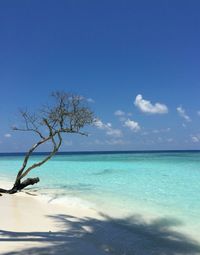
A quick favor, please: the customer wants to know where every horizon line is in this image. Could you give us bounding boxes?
[0,149,200,155]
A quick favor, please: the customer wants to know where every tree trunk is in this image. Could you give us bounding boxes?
[0,177,40,194]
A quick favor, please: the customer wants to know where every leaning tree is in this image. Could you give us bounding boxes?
[0,92,94,194]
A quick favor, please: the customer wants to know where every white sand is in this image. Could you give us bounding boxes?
[0,181,101,254]
[1,180,200,255]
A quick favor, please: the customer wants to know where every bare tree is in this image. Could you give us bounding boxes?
[0,92,94,194]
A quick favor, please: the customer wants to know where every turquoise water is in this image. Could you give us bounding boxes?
[0,151,200,238]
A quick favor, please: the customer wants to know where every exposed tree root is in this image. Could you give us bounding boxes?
[0,177,40,194]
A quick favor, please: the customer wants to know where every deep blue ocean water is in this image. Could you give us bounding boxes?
[0,151,200,238]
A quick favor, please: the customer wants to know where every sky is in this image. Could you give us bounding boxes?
[0,0,200,152]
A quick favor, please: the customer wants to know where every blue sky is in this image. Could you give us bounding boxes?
[0,0,200,152]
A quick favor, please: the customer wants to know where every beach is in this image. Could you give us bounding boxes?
[1,177,200,255]
[1,152,200,254]
[0,180,103,254]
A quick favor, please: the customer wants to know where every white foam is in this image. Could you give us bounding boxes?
[50,195,94,208]
[35,191,95,211]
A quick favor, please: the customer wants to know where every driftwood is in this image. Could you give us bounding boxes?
[0,178,39,194]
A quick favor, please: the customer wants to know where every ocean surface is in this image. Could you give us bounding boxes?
[0,151,200,239]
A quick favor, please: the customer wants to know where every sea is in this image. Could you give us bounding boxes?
[0,151,200,240]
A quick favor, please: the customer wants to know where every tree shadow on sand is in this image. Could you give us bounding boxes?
[0,213,200,255]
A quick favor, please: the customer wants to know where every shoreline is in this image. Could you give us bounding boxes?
[1,180,200,254]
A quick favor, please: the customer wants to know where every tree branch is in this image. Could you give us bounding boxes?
[19,133,62,180]
[14,136,51,185]
[13,127,45,139]
[14,110,45,139]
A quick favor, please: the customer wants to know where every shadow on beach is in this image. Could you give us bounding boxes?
[0,213,200,255]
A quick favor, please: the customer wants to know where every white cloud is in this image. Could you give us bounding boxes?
[197,111,200,116]
[134,94,168,114]
[87,98,95,103]
[114,110,125,116]
[106,139,128,145]
[94,119,122,138]
[191,135,199,143]
[167,138,173,143]
[79,96,95,103]
[4,133,11,138]
[153,128,171,134]
[94,119,111,129]
[124,119,140,132]
[191,134,200,143]
[114,110,133,122]
[142,128,171,136]
[177,106,191,122]
[106,129,122,137]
